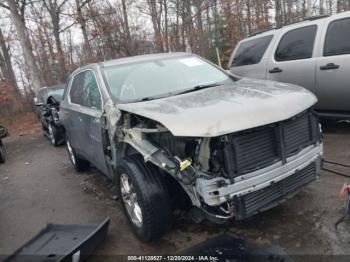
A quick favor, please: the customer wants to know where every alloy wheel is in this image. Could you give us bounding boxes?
[48,124,55,145]
[120,173,143,227]
[66,140,76,166]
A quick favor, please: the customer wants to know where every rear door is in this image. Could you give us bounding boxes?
[316,17,350,111]
[229,34,273,79]
[267,25,318,94]
[79,70,108,175]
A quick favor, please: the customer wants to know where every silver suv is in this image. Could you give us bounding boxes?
[60,53,323,242]
[229,11,350,119]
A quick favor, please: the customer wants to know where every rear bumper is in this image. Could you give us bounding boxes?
[196,143,323,211]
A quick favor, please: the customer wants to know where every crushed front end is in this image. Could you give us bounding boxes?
[196,109,322,220]
[119,109,322,222]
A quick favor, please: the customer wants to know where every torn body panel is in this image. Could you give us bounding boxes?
[112,108,323,221]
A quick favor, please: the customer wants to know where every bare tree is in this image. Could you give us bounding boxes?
[121,0,133,55]
[146,0,164,52]
[74,0,93,60]
[0,26,19,92]
[42,0,68,82]
[1,0,42,93]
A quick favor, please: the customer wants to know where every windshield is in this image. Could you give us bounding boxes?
[102,56,235,102]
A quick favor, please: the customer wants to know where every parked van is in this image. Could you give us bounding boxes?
[229,11,350,119]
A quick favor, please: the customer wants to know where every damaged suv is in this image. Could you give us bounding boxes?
[60,53,323,241]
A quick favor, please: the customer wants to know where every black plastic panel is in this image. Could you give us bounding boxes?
[222,110,320,178]
[5,218,110,262]
[235,163,316,220]
[229,126,280,174]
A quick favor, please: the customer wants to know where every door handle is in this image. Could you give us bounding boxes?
[320,63,340,70]
[269,67,283,73]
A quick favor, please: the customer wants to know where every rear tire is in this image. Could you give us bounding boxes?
[66,139,89,171]
[48,123,59,146]
[116,155,172,242]
[0,143,5,163]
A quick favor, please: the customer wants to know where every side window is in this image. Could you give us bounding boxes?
[231,35,273,67]
[69,72,85,105]
[81,71,102,110]
[324,18,350,56]
[275,25,317,62]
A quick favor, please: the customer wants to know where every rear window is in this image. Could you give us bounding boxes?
[324,18,350,56]
[231,35,273,67]
[275,25,317,62]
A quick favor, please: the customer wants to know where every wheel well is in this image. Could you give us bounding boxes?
[162,171,192,211]
[117,144,192,211]
[124,144,139,156]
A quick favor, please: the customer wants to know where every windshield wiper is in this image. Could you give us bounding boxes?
[174,83,223,96]
[137,83,222,102]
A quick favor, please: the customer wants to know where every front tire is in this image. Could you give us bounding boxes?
[66,139,89,171]
[116,155,172,242]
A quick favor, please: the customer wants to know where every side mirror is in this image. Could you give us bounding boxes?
[34,97,43,106]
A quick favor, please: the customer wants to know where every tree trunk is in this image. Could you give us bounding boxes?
[247,0,252,34]
[6,0,41,93]
[121,0,133,55]
[193,0,207,56]
[42,0,66,82]
[163,0,169,52]
[320,0,324,14]
[148,0,164,52]
[75,0,93,60]
[51,12,66,81]
[0,26,19,92]
[185,0,196,53]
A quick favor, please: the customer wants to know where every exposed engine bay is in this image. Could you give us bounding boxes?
[111,109,323,221]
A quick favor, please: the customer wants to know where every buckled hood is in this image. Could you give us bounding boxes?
[117,78,317,137]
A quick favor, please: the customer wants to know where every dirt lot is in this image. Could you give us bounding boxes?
[1,123,350,260]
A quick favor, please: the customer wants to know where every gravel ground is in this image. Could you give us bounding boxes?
[1,123,350,260]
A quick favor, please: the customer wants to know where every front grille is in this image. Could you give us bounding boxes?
[221,110,320,177]
[227,126,280,174]
[284,112,312,156]
[234,162,317,220]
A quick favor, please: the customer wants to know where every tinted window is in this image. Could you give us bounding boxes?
[324,18,350,56]
[70,72,85,104]
[81,71,102,110]
[231,35,273,67]
[275,25,317,61]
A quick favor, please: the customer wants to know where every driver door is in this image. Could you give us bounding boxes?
[80,70,109,175]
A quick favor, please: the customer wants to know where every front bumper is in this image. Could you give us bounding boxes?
[195,143,323,209]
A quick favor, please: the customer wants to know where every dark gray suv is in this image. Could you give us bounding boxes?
[60,53,323,242]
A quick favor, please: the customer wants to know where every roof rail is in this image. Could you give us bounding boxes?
[248,27,276,37]
[304,14,330,21]
[248,14,329,38]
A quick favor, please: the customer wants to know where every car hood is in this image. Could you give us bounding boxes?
[117,78,317,137]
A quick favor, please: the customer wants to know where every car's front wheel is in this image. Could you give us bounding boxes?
[66,139,89,171]
[116,155,172,242]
